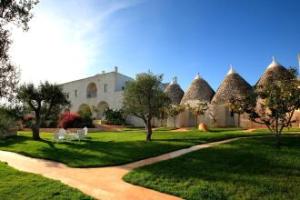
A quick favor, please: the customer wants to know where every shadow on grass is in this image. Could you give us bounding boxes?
[0,135,56,148]
[0,135,192,167]
[1,133,294,168]
[0,136,30,146]
[124,136,300,199]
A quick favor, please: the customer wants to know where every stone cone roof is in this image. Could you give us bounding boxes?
[181,74,215,104]
[164,77,184,105]
[212,66,252,104]
[256,57,290,87]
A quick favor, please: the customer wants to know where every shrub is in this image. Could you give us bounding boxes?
[104,108,126,125]
[0,110,17,139]
[78,108,94,128]
[59,112,94,129]
[78,106,92,119]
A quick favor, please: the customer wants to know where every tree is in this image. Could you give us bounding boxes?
[228,97,245,128]
[0,0,38,99]
[158,107,168,127]
[103,108,126,125]
[166,104,185,128]
[17,82,70,140]
[187,101,208,127]
[238,68,300,147]
[123,72,171,141]
[207,104,217,127]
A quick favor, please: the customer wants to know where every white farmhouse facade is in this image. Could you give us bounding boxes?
[61,67,143,125]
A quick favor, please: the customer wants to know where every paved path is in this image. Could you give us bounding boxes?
[0,138,239,200]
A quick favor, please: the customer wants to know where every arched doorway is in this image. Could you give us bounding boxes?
[96,101,109,119]
[78,104,92,117]
[86,82,97,98]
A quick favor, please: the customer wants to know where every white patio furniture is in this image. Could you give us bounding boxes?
[75,127,88,142]
[75,130,85,142]
[54,127,88,142]
[83,127,88,136]
[54,128,66,142]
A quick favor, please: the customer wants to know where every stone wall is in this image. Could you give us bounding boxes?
[61,71,132,119]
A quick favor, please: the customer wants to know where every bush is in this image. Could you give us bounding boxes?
[0,109,17,139]
[0,117,16,138]
[59,112,94,129]
[104,108,126,125]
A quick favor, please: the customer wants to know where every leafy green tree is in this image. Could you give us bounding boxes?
[123,72,171,141]
[17,82,70,140]
[166,104,185,128]
[0,0,38,99]
[188,101,208,127]
[228,97,246,128]
[103,108,126,125]
[237,68,300,147]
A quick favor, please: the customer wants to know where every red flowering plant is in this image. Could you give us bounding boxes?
[58,111,81,129]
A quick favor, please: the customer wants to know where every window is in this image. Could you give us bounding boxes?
[87,82,97,98]
[74,90,78,97]
[104,84,108,93]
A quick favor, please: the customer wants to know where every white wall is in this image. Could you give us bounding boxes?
[61,71,132,115]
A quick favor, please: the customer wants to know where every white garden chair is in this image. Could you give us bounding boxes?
[75,130,84,142]
[73,127,88,142]
[54,129,66,142]
[83,127,88,136]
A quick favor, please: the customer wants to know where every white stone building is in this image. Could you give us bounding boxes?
[61,67,138,123]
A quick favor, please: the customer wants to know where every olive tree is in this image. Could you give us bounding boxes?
[17,82,70,140]
[0,0,38,99]
[123,72,171,141]
[234,68,300,147]
[187,101,208,127]
[228,97,246,128]
[166,104,185,128]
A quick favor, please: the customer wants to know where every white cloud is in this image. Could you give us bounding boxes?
[9,0,139,84]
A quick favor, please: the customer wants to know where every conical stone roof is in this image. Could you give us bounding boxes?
[164,77,184,105]
[212,66,252,104]
[181,74,215,105]
[256,57,290,87]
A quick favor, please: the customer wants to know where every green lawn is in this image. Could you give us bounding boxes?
[0,162,92,200]
[0,129,269,167]
[124,135,300,200]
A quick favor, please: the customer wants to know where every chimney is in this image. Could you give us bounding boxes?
[114,66,118,73]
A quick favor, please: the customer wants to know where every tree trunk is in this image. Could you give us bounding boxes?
[32,115,41,140]
[237,113,241,128]
[173,116,176,129]
[275,116,281,148]
[146,118,152,142]
[275,132,281,149]
[32,124,41,140]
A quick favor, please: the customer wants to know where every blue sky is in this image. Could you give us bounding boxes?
[10,0,300,90]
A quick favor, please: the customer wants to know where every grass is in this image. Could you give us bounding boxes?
[124,135,300,200]
[0,162,92,200]
[0,128,269,167]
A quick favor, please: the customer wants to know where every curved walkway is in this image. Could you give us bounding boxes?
[0,138,239,200]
